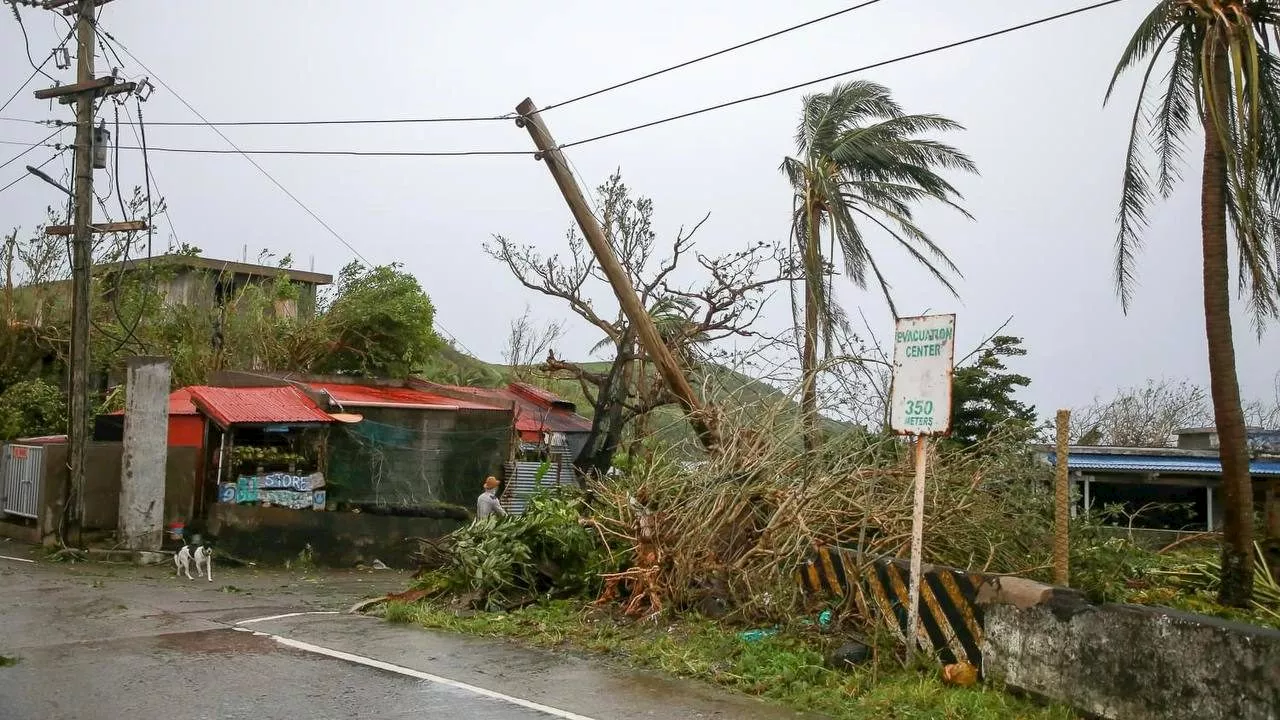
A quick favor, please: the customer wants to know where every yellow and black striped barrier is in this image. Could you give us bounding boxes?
[797,545,987,667]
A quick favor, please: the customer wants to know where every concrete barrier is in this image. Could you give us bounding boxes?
[979,578,1280,720]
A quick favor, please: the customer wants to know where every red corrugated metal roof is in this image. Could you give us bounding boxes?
[435,383,592,434]
[168,387,199,415]
[510,382,572,408]
[307,382,493,410]
[187,385,334,428]
[107,387,201,416]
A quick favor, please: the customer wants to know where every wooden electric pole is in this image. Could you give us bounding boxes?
[1054,408,1071,586]
[32,0,137,539]
[68,0,96,539]
[514,98,720,453]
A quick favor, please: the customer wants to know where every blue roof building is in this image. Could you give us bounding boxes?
[1039,428,1280,533]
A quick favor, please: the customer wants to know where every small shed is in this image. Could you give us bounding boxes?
[188,385,337,519]
[94,387,204,448]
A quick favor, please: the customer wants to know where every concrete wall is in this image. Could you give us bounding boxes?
[209,503,462,567]
[979,578,1280,720]
[38,443,198,544]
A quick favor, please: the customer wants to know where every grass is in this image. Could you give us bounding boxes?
[381,599,1075,720]
[0,655,17,667]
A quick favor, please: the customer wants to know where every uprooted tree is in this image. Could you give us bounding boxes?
[485,171,794,480]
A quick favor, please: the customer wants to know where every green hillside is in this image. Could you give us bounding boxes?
[418,345,850,451]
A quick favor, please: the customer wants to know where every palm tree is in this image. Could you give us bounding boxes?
[1106,0,1280,606]
[782,80,977,450]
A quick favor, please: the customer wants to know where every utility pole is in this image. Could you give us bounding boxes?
[514,98,720,453]
[31,0,137,541]
[68,0,95,541]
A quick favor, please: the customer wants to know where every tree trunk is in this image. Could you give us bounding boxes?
[800,200,822,452]
[1202,44,1254,607]
[574,328,636,481]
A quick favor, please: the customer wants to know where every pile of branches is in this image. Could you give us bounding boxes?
[430,493,613,611]
[584,418,1054,623]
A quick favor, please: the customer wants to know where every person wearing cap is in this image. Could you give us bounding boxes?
[476,476,507,520]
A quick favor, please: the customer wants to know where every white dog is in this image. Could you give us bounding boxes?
[174,544,213,582]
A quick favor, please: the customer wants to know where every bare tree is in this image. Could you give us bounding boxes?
[1072,378,1213,447]
[485,171,794,478]
[502,305,564,381]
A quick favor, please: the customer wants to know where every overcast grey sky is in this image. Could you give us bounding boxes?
[1,0,1277,415]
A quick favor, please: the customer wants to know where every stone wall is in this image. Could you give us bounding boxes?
[979,577,1280,720]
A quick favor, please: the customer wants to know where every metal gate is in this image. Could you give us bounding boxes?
[1,444,44,519]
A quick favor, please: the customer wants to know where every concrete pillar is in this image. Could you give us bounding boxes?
[118,356,171,550]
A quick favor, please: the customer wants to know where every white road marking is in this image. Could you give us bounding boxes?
[0,555,35,563]
[235,611,339,625]
[234,626,601,720]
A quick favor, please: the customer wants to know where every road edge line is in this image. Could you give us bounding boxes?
[237,627,601,720]
[235,611,340,625]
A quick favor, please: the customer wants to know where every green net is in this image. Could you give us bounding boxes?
[326,407,511,511]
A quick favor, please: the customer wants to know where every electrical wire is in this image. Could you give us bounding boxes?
[0,26,74,115]
[76,1,890,126]
[559,0,1129,150]
[0,148,60,195]
[95,25,484,357]
[124,100,177,252]
[101,113,516,128]
[539,0,888,114]
[104,144,533,157]
[7,1,58,84]
[0,126,62,172]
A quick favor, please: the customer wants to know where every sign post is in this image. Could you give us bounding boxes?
[888,313,956,651]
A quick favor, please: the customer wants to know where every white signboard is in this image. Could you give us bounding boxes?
[889,314,956,436]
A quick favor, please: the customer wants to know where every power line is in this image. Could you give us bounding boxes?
[19,1,889,128]
[0,134,537,156]
[7,1,58,84]
[96,25,374,266]
[83,113,516,128]
[559,0,1129,150]
[0,149,61,195]
[0,25,74,115]
[3,0,1119,161]
[107,144,532,157]
[539,0,888,114]
[0,126,62,172]
[95,25,483,357]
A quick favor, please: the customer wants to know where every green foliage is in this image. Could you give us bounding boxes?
[398,600,1074,719]
[1068,516,1280,628]
[314,261,442,377]
[783,79,976,335]
[0,379,66,440]
[1106,2,1280,321]
[445,492,608,611]
[949,335,1036,447]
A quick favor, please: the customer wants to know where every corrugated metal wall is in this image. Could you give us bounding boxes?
[502,454,577,515]
[1,444,45,519]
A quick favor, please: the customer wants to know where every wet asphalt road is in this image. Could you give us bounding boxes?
[0,544,812,720]
[1,628,550,720]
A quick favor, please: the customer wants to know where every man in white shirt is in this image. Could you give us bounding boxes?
[476,476,507,520]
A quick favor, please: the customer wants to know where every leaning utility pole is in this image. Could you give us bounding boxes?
[32,0,137,539]
[515,98,720,453]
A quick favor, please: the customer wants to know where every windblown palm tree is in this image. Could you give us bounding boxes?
[782,80,976,450]
[1106,0,1280,606]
